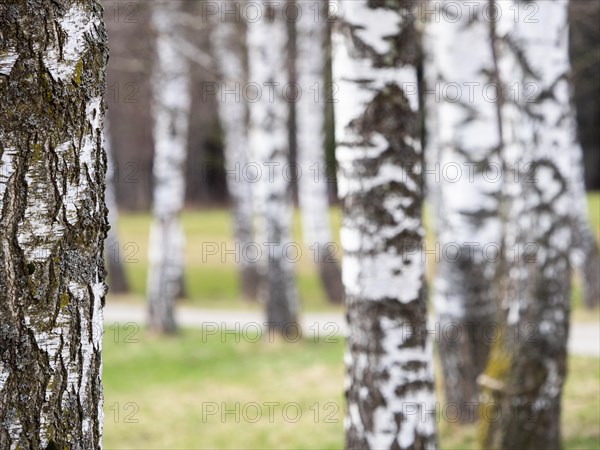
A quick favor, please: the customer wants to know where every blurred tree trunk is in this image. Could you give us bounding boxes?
[567,0,600,309]
[334,1,437,448]
[569,0,600,190]
[182,1,229,208]
[247,1,299,336]
[296,0,344,304]
[427,0,501,422]
[0,1,108,448]
[568,143,599,308]
[105,117,130,294]
[480,1,574,448]
[147,1,190,334]
[213,2,260,301]
[103,0,155,211]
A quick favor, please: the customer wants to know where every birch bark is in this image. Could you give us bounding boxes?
[428,0,501,420]
[0,1,108,448]
[334,1,437,448]
[296,0,344,304]
[247,1,299,335]
[147,1,190,334]
[480,1,574,447]
[212,1,260,301]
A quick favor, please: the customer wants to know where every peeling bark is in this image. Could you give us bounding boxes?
[247,1,298,335]
[480,1,574,448]
[427,0,501,421]
[0,1,108,448]
[296,0,344,304]
[146,1,190,334]
[212,1,260,301]
[334,1,437,448]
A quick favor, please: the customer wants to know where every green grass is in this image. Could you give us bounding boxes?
[104,194,600,448]
[103,327,600,449]
[110,193,600,314]
[111,208,344,311]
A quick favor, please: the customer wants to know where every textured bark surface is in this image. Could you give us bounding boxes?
[247,1,298,335]
[104,117,129,294]
[0,1,108,448]
[296,0,343,304]
[480,1,574,448]
[427,0,501,421]
[146,1,190,334]
[213,1,260,301]
[334,2,437,448]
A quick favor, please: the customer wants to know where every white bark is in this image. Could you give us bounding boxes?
[147,1,191,333]
[296,0,343,304]
[428,0,501,417]
[247,0,298,333]
[0,2,108,447]
[481,1,574,447]
[334,1,437,448]
[296,0,332,247]
[212,2,260,300]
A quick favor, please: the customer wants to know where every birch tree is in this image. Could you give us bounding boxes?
[334,1,437,447]
[569,150,600,308]
[147,1,190,334]
[296,0,344,304]
[480,1,575,447]
[104,117,129,294]
[247,1,299,335]
[212,1,260,301]
[0,1,108,447]
[427,0,501,421]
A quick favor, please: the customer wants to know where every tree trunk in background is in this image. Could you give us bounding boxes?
[103,0,155,211]
[0,1,108,448]
[247,1,299,336]
[568,144,600,308]
[334,1,437,448]
[569,0,600,190]
[213,2,260,301]
[296,0,344,305]
[428,0,501,422]
[480,2,573,448]
[105,117,130,294]
[182,0,229,208]
[147,1,190,334]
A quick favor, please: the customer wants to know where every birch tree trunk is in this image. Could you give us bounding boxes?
[428,0,501,421]
[212,2,260,301]
[568,146,600,308]
[0,1,108,448]
[480,1,574,447]
[104,117,129,294]
[147,1,190,334]
[296,0,344,304]
[247,1,299,335]
[334,1,437,448]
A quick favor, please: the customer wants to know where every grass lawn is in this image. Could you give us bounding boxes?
[103,194,600,448]
[110,208,344,312]
[103,327,600,449]
[109,193,600,316]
